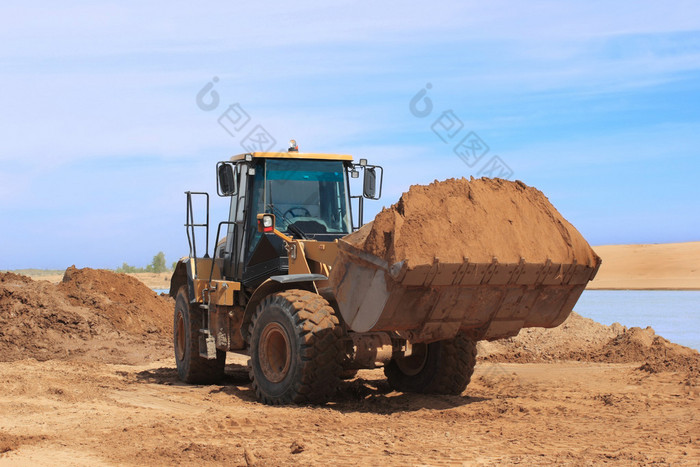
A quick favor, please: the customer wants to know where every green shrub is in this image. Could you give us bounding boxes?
[116,251,170,274]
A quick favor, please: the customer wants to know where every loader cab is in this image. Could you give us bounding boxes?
[218,151,381,289]
[250,158,352,241]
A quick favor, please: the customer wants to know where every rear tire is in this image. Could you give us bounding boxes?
[384,334,477,395]
[174,286,226,384]
[248,289,343,405]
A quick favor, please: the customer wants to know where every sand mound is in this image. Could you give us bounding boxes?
[0,268,173,364]
[479,312,700,375]
[478,312,622,363]
[345,177,600,267]
[59,266,171,335]
[593,327,700,374]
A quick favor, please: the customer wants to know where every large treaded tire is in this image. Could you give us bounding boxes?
[384,334,477,395]
[174,286,226,384]
[248,289,343,405]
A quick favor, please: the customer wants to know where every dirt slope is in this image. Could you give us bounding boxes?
[0,268,172,364]
[58,266,172,336]
[479,312,700,376]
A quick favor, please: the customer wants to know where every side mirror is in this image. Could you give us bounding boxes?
[363,167,377,199]
[217,162,237,196]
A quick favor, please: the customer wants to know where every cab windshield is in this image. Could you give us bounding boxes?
[264,159,351,237]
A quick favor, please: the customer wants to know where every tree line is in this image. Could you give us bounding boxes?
[116,252,174,274]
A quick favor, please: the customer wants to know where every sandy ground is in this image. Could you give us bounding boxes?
[1,354,698,466]
[589,241,700,290]
[2,268,699,465]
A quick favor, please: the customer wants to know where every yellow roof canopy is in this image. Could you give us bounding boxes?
[230,151,353,162]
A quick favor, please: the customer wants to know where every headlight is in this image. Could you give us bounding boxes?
[257,213,275,233]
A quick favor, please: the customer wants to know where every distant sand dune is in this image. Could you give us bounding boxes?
[590,241,700,290]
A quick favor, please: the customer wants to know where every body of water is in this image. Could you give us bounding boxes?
[575,290,700,351]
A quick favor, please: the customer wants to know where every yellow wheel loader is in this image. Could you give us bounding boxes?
[169,145,599,405]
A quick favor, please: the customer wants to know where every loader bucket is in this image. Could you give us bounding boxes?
[329,239,601,343]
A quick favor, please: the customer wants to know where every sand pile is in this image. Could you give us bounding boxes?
[59,266,171,335]
[0,268,172,363]
[344,177,600,267]
[478,312,622,363]
[593,327,700,374]
[479,312,700,375]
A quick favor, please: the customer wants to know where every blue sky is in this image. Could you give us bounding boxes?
[1,1,699,270]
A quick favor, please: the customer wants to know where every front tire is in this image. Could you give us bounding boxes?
[174,286,226,384]
[248,289,343,405]
[384,334,477,395]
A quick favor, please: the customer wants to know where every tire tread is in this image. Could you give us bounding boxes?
[248,289,342,405]
[174,286,226,384]
[385,334,477,395]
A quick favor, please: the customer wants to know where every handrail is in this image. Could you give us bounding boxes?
[185,191,210,278]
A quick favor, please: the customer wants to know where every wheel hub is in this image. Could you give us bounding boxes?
[395,343,428,376]
[259,322,292,383]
